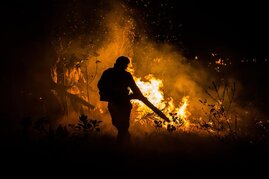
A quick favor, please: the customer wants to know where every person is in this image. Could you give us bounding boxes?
[97,56,146,146]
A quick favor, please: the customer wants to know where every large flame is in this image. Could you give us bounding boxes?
[131,73,191,130]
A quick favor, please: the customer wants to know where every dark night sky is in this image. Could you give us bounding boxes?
[128,0,268,60]
[2,0,268,61]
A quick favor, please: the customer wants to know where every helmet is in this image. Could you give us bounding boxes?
[114,56,130,69]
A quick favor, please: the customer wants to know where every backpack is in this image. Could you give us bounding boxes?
[97,69,112,102]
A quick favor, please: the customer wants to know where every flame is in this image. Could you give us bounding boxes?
[131,73,191,130]
[177,96,189,120]
[134,74,165,110]
[65,67,86,95]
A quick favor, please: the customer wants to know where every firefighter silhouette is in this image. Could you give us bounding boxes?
[97,56,146,145]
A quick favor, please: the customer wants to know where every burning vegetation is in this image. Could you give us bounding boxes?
[4,1,265,150]
[38,1,267,143]
[49,4,196,136]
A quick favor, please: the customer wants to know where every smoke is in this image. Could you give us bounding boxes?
[55,1,216,136]
[40,0,264,142]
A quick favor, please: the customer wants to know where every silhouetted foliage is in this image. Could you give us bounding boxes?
[68,114,102,139]
[154,119,163,128]
[167,124,176,132]
[169,112,184,127]
[198,80,237,138]
[77,114,102,131]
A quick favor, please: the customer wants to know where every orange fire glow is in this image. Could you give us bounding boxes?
[131,73,191,130]
[51,3,194,132]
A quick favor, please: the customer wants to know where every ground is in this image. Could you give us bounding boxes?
[2,130,268,177]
